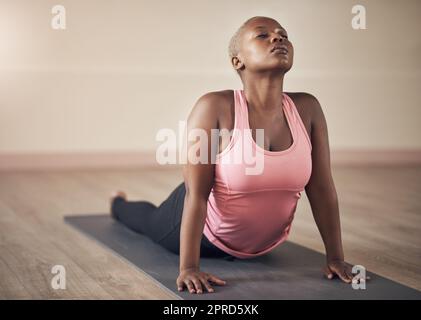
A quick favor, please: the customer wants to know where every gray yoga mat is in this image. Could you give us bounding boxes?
[64,214,421,300]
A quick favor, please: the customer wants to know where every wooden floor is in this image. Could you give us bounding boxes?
[0,165,420,299]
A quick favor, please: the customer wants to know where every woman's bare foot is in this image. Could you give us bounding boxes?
[110,191,127,220]
[110,191,127,203]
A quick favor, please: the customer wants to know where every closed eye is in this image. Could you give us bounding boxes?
[257,33,288,40]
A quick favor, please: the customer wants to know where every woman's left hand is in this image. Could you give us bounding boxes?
[323,259,370,284]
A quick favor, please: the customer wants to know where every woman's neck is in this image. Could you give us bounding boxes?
[242,74,285,114]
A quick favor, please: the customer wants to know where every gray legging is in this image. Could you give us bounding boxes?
[111,181,234,260]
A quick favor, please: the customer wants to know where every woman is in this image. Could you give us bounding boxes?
[110,16,358,295]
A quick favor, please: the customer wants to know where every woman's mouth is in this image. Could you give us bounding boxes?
[271,48,288,55]
[270,45,288,55]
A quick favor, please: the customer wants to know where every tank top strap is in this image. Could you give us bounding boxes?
[282,92,313,151]
[233,89,248,130]
[281,92,297,131]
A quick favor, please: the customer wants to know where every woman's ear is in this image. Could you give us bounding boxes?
[231,56,244,71]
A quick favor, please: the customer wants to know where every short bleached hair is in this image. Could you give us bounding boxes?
[228,16,273,75]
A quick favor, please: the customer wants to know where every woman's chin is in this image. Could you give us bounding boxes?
[266,62,292,72]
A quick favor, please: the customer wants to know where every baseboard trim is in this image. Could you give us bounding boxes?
[0,149,420,171]
[330,149,421,166]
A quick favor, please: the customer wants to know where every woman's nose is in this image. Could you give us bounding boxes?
[270,34,283,43]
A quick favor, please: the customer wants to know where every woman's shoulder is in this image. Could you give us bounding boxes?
[285,91,319,107]
[188,90,234,126]
[197,89,234,106]
[285,91,321,125]
[194,89,234,117]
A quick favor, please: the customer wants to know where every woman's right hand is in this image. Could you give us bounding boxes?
[176,268,226,294]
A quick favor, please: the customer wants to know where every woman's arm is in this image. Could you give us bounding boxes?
[303,93,353,283]
[177,92,227,294]
[180,93,218,271]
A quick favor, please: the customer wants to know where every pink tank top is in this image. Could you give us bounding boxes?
[203,89,312,259]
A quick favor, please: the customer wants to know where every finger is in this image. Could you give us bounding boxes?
[200,278,214,293]
[323,266,334,280]
[345,266,355,282]
[347,264,371,281]
[176,281,184,292]
[207,275,227,286]
[350,272,360,285]
[336,268,352,283]
[191,278,203,294]
[186,280,195,294]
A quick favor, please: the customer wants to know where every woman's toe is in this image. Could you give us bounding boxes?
[110,191,127,220]
[111,191,127,200]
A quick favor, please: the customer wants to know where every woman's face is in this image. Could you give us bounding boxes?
[235,18,294,74]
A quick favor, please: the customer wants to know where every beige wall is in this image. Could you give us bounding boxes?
[0,0,420,157]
